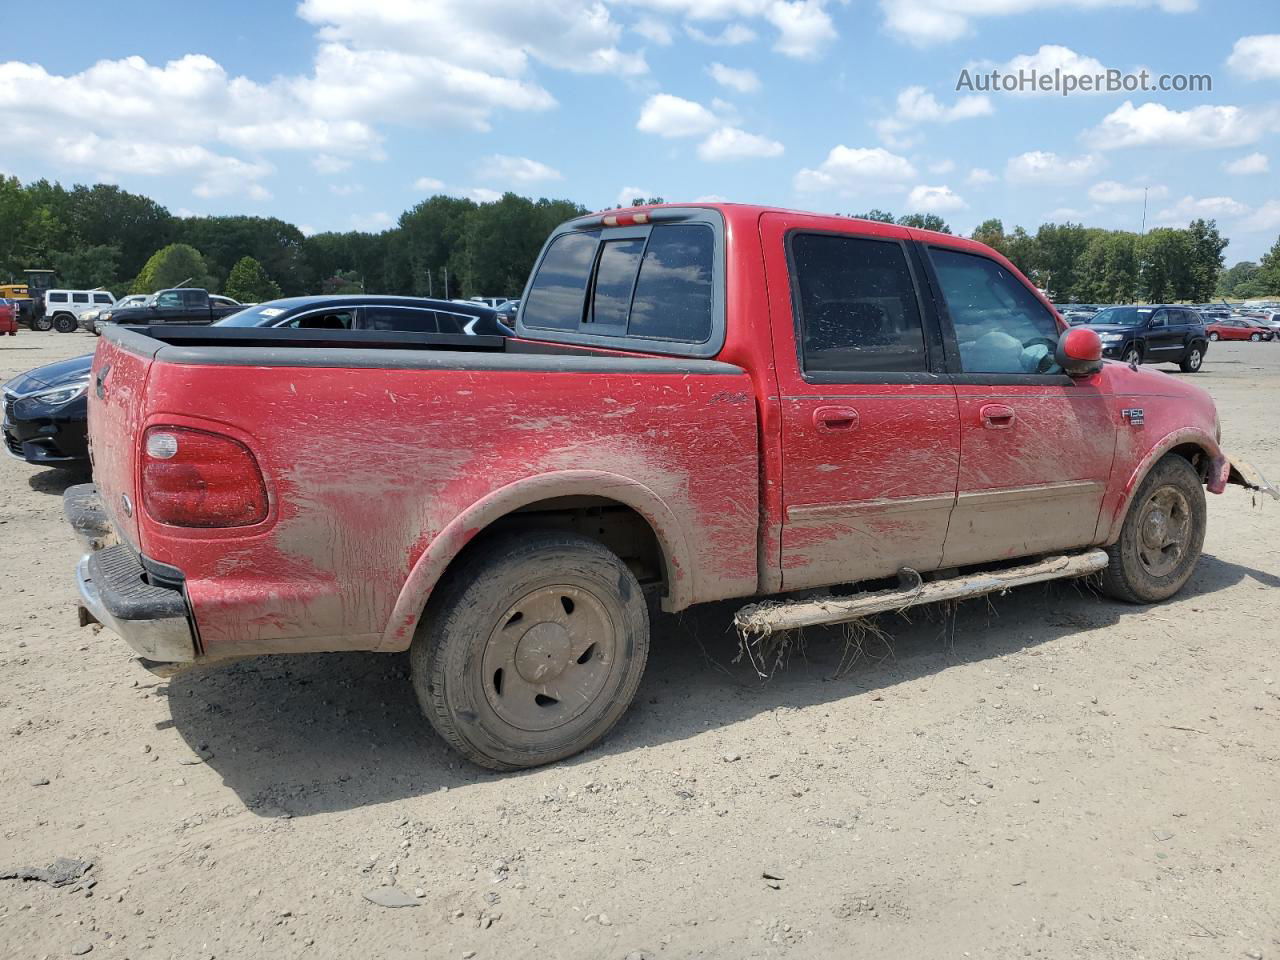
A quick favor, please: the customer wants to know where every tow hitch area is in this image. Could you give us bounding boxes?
[735,549,1110,637]
[1225,455,1280,501]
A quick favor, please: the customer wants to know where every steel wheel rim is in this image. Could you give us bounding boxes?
[1188,349,1201,369]
[1136,485,1192,578]
[481,583,618,732]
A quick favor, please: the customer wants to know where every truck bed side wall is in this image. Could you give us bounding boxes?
[136,358,760,657]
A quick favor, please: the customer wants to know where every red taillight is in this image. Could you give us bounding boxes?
[141,426,268,528]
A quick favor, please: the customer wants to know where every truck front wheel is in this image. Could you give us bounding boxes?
[411,531,650,770]
[52,313,78,333]
[1101,455,1206,603]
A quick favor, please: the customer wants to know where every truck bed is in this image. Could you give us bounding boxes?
[89,324,762,659]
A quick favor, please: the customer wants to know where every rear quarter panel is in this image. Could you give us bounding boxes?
[138,359,760,657]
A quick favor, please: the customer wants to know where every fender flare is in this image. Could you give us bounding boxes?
[377,469,696,651]
[1102,427,1221,543]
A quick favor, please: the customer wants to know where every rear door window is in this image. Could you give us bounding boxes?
[928,247,1061,374]
[72,292,89,304]
[362,306,437,332]
[48,292,67,303]
[789,233,927,373]
[93,293,112,304]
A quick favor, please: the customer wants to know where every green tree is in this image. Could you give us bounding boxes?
[629,196,665,206]
[174,215,307,294]
[1257,236,1280,296]
[896,212,952,233]
[1073,232,1138,303]
[53,244,120,291]
[1138,229,1194,302]
[65,184,171,280]
[1185,218,1228,302]
[223,256,283,302]
[1034,222,1091,300]
[131,243,216,293]
[1003,226,1039,280]
[971,218,1006,254]
[852,208,896,223]
[1217,261,1258,298]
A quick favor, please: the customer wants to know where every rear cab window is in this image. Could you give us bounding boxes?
[517,210,724,357]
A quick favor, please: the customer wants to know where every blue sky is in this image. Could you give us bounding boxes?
[3,1,1279,260]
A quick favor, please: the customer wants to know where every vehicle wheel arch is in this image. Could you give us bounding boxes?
[1102,429,1220,544]
[379,471,695,651]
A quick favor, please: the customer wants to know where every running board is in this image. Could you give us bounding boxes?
[735,549,1110,636]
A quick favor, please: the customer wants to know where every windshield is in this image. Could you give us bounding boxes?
[214,303,290,326]
[1090,307,1150,325]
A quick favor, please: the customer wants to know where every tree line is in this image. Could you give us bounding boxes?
[0,175,585,300]
[3,173,1278,305]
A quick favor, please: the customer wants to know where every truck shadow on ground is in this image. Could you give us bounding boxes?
[164,552,1277,817]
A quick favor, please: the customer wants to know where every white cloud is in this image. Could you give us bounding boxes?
[876,85,992,146]
[633,17,674,45]
[466,187,503,203]
[905,184,967,212]
[1226,34,1280,81]
[351,211,393,231]
[412,176,446,191]
[1153,195,1248,224]
[708,62,760,93]
[795,145,917,193]
[1088,180,1167,203]
[312,154,352,175]
[637,93,719,137]
[659,0,835,58]
[476,154,563,183]
[615,185,656,207]
[1085,100,1274,149]
[965,45,1111,94]
[1224,152,1269,175]
[1240,200,1280,233]
[1044,206,1093,220]
[879,0,1196,47]
[966,167,996,185]
[328,183,364,196]
[1005,150,1103,184]
[764,0,837,59]
[684,22,757,46]
[928,159,956,175]
[697,126,784,161]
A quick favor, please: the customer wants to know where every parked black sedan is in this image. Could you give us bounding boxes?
[3,296,511,469]
[2,355,93,466]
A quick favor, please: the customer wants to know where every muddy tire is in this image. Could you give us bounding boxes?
[1102,455,1206,604]
[1179,343,1204,373]
[410,531,650,770]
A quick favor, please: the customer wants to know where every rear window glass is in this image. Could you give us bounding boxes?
[629,225,714,343]
[72,292,89,303]
[93,293,112,304]
[522,231,599,331]
[590,239,645,327]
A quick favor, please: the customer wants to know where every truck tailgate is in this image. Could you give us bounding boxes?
[88,328,159,549]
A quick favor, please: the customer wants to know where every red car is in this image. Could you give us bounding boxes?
[0,299,18,336]
[65,203,1276,769]
[1206,317,1273,341]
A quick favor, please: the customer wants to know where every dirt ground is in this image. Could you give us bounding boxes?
[1,330,1277,960]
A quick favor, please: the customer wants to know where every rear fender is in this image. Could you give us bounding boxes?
[378,469,694,651]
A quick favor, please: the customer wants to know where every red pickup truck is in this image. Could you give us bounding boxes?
[65,203,1274,770]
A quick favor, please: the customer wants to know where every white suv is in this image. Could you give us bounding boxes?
[44,289,116,333]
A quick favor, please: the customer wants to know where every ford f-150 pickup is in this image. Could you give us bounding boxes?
[64,203,1276,770]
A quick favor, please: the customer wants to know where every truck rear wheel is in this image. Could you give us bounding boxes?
[31,314,53,332]
[1101,455,1205,603]
[411,531,650,770]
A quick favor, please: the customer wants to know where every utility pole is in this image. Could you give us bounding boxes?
[443,266,449,299]
[1141,187,1148,235]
